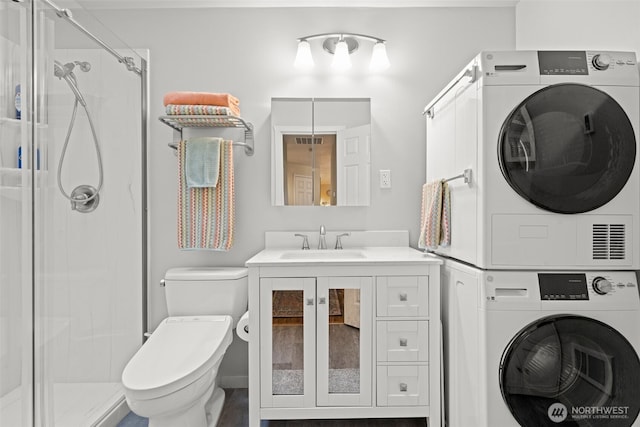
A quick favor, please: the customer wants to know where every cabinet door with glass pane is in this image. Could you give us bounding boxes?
[260,277,316,408]
[316,276,372,407]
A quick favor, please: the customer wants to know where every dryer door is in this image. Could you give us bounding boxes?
[498,83,636,213]
[500,314,640,426]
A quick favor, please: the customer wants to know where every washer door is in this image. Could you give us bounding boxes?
[498,83,636,214]
[500,315,640,426]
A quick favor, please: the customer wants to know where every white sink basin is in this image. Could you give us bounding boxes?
[279,250,366,260]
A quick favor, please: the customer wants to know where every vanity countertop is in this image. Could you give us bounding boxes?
[245,246,442,267]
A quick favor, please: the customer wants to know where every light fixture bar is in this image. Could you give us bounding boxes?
[295,32,389,71]
[297,32,385,44]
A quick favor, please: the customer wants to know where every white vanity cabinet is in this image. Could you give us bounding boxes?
[259,276,373,409]
[246,242,441,427]
[376,276,430,407]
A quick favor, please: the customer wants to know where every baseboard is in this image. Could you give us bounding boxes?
[220,375,248,388]
[94,396,129,427]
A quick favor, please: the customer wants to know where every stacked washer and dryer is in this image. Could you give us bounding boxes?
[425,51,640,427]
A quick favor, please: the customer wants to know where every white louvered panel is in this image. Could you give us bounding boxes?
[592,224,609,260]
[592,224,626,261]
[609,224,626,260]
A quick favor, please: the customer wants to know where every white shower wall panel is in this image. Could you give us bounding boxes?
[45,48,142,384]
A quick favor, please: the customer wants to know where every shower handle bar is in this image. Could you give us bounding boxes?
[41,0,141,76]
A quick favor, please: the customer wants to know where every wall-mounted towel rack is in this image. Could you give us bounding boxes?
[444,168,472,185]
[159,115,254,156]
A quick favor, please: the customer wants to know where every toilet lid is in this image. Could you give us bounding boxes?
[122,315,232,400]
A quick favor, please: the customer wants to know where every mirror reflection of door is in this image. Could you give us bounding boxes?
[337,124,371,206]
[271,98,371,206]
[283,133,337,206]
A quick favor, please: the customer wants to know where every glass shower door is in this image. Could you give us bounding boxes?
[0,1,34,425]
[1,0,146,425]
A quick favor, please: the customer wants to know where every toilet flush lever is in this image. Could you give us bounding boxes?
[160,279,166,287]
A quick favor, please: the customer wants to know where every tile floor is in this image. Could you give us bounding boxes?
[116,388,427,427]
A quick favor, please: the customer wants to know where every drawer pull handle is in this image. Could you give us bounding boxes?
[306,298,314,306]
[399,338,408,347]
[399,293,408,301]
[399,383,408,392]
[318,297,326,305]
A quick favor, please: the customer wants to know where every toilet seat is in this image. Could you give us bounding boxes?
[122,315,232,401]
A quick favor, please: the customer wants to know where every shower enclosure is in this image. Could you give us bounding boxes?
[0,0,147,425]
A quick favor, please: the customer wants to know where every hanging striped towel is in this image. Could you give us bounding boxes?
[440,182,451,246]
[418,180,443,249]
[177,140,235,250]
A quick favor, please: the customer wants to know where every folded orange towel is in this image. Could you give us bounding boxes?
[163,91,240,107]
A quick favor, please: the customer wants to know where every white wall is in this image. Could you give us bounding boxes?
[46,48,143,383]
[59,6,516,384]
[516,0,640,54]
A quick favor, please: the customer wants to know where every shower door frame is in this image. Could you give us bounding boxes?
[27,0,149,425]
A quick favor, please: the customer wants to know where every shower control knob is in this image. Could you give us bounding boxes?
[592,54,612,70]
[592,276,613,295]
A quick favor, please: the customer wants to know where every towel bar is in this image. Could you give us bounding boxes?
[444,168,472,185]
[168,140,253,156]
[159,115,254,156]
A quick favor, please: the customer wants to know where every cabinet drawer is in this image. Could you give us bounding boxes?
[376,276,428,317]
[376,365,429,407]
[377,321,429,362]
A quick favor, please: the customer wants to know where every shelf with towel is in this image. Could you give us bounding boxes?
[159,115,254,156]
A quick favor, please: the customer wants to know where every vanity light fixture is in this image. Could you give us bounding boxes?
[295,32,390,71]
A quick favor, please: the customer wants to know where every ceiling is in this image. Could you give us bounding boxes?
[74,0,521,9]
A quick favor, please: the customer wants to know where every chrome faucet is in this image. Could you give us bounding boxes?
[294,233,310,250]
[335,232,350,250]
[318,225,327,249]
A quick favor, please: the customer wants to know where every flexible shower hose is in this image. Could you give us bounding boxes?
[57,96,103,204]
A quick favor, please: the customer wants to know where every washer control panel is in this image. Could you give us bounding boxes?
[537,50,637,75]
[538,272,638,300]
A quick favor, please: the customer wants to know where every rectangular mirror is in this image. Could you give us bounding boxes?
[271,98,371,206]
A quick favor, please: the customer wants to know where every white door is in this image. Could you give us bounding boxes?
[293,174,312,206]
[316,276,372,407]
[337,125,370,206]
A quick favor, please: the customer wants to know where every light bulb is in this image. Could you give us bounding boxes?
[331,40,351,71]
[370,42,390,71]
[294,40,314,69]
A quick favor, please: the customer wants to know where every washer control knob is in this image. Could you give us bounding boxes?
[592,54,612,70]
[592,276,613,295]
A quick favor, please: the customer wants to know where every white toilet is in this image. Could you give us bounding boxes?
[122,267,248,427]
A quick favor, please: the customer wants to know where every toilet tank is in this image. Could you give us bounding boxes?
[164,267,248,326]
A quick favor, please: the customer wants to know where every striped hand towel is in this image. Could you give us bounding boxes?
[440,182,451,246]
[418,180,443,249]
[178,140,235,251]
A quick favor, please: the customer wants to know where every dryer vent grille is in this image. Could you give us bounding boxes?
[592,224,625,260]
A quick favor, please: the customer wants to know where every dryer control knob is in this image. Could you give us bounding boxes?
[592,54,612,70]
[593,277,613,295]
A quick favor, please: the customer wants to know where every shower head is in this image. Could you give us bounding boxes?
[74,61,91,72]
[54,60,74,78]
[54,60,86,107]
